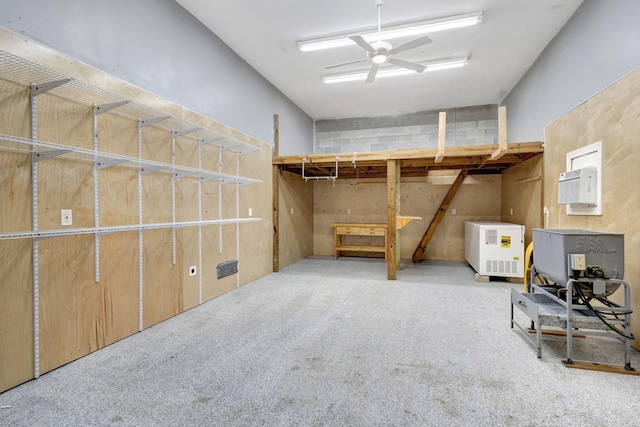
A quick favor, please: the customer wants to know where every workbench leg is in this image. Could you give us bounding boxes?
[334,228,338,259]
[537,323,542,359]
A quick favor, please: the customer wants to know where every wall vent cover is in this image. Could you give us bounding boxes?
[217,260,238,279]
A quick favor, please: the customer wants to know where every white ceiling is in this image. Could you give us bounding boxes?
[176,0,583,120]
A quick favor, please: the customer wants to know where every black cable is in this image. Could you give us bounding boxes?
[573,282,634,340]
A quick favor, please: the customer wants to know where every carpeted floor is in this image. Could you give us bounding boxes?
[1,257,639,426]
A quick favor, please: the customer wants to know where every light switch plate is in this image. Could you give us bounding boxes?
[189,265,197,277]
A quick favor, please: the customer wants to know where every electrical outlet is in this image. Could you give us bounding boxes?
[291,208,294,215]
[451,208,456,215]
[61,209,72,226]
[248,208,253,217]
[189,265,197,277]
[347,208,351,214]
[510,208,513,216]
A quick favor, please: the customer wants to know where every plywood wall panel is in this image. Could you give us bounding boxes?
[97,112,138,158]
[544,66,640,349]
[37,94,93,149]
[202,226,238,301]
[501,155,543,245]
[239,145,272,285]
[277,170,313,269]
[38,158,94,230]
[0,240,33,392]
[181,227,200,311]
[99,167,138,226]
[142,229,182,328]
[175,136,199,169]
[99,231,139,344]
[0,79,30,137]
[0,151,31,233]
[142,173,172,224]
[38,235,94,374]
[142,125,171,164]
[201,180,220,220]
[313,175,501,261]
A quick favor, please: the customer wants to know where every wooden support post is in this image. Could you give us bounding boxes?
[489,106,507,161]
[272,114,280,272]
[273,165,279,272]
[412,170,468,263]
[395,161,401,270]
[273,114,279,156]
[387,159,398,280]
[435,112,446,163]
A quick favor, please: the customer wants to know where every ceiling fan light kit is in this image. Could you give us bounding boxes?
[297,11,483,53]
[311,1,477,84]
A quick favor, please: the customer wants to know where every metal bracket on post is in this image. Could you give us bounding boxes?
[31,79,71,97]
[97,159,128,170]
[34,149,72,162]
[172,128,200,137]
[139,116,170,128]
[95,100,129,115]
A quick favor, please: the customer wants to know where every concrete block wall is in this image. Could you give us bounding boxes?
[315,104,498,154]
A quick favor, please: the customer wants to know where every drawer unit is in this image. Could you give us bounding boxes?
[336,226,360,235]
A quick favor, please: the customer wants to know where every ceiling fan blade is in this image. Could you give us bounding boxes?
[391,35,433,54]
[388,58,427,73]
[350,35,375,53]
[325,58,370,69]
[365,63,380,84]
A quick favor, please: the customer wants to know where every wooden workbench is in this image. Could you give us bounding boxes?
[330,223,387,259]
[330,216,421,259]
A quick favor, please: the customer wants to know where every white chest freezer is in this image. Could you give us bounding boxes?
[465,221,525,278]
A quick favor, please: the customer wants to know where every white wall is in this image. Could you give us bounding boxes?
[0,0,313,154]
[503,0,640,142]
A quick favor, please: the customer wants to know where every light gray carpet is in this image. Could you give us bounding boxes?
[1,257,639,426]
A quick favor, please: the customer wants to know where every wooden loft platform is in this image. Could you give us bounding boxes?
[273,141,544,180]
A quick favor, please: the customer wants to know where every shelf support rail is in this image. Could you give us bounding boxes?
[92,102,129,282]
[171,128,200,265]
[137,119,144,332]
[198,140,203,304]
[30,78,70,379]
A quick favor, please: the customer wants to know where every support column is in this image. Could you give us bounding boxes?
[273,165,279,272]
[273,114,280,273]
[387,159,399,280]
[395,161,401,271]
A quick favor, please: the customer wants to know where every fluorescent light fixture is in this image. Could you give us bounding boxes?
[299,12,482,52]
[322,57,468,84]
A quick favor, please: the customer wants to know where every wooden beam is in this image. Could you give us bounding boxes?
[435,112,446,163]
[273,114,279,156]
[489,106,508,160]
[412,170,468,263]
[272,141,543,166]
[272,165,279,272]
[563,361,640,376]
[387,159,398,280]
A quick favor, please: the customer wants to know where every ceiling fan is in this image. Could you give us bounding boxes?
[325,0,433,84]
